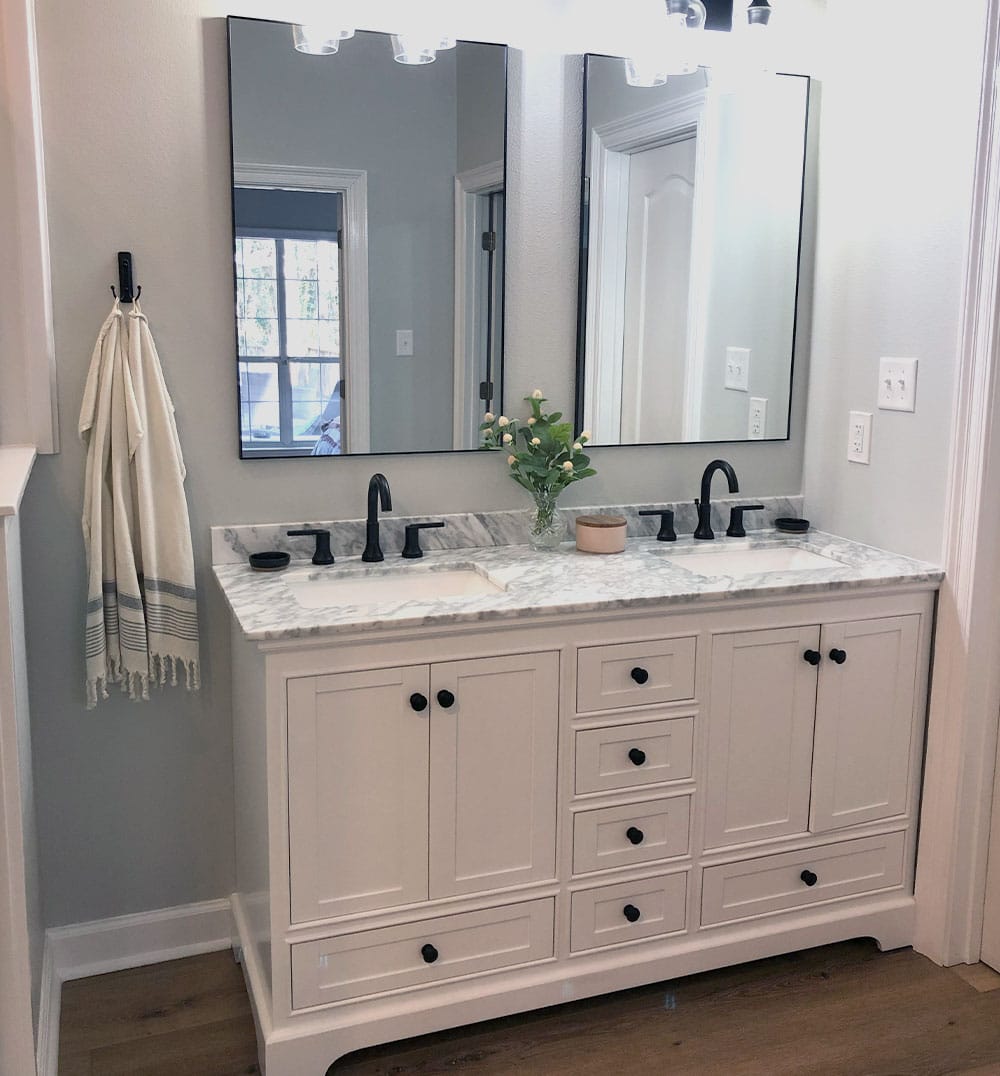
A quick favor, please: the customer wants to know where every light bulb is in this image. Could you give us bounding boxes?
[391,33,439,65]
[292,24,341,55]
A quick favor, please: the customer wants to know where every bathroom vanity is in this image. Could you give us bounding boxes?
[215,528,941,1074]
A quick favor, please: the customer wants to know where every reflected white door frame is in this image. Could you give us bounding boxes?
[233,163,371,454]
[583,91,711,445]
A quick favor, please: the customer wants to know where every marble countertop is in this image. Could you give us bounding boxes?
[213,530,944,643]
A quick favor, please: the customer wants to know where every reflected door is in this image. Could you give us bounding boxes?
[621,138,696,444]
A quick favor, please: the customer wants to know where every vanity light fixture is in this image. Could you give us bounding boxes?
[391,32,456,65]
[292,22,355,55]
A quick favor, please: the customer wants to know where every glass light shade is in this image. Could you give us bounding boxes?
[292,25,343,55]
[624,0,707,88]
[391,33,440,65]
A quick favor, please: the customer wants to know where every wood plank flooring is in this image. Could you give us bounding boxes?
[58,940,1000,1076]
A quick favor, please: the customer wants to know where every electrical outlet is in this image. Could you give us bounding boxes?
[877,357,918,412]
[725,347,751,392]
[396,330,414,357]
[848,410,872,464]
[748,397,767,439]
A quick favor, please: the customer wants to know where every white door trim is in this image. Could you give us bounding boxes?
[453,161,504,450]
[233,163,371,454]
[0,0,58,453]
[583,91,710,444]
[913,0,1000,967]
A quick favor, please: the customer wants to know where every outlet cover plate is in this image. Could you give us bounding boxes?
[748,397,767,439]
[725,347,751,392]
[848,410,872,464]
[878,357,918,412]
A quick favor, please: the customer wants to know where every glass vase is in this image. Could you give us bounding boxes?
[528,493,567,551]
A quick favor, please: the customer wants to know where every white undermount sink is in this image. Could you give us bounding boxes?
[653,543,840,577]
[286,566,504,608]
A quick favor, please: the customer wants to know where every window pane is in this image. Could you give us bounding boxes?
[240,361,281,443]
[243,278,277,320]
[284,240,319,281]
[286,319,321,358]
[318,320,341,356]
[285,278,319,320]
[238,316,279,357]
[318,240,340,319]
[240,237,277,278]
[290,361,341,440]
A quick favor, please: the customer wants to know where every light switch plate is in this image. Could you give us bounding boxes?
[877,357,918,412]
[848,410,872,464]
[748,397,767,439]
[396,330,414,357]
[725,347,751,392]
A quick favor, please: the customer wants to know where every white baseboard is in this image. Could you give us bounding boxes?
[35,897,233,1076]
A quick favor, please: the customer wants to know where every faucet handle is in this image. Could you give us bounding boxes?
[639,508,676,542]
[287,528,335,566]
[402,521,445,559]
[725,505,765,539]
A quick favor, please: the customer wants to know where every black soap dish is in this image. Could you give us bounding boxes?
[775,517,810,534]
[249,551,291,572]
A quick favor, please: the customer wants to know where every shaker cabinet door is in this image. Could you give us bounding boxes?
[810,615,920,833]
[704,626,820,850]
[287,666,431,923]
[429,652,560,898]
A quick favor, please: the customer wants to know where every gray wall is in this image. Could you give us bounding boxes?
[230,21,459,454]
[457,42,507,175]
[26,0,804,929]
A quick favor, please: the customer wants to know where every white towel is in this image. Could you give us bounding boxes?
[80,300,199,707]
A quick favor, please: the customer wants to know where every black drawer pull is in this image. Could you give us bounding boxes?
[623,904,641,923]
[626,826,645,845]
[630,666,650,685]
[436,689,456,708]
[800,869,818,887]
[829,648,847,665]
[409,693,428,712]
[628,747,647,767]
[803,649,821,666]
[420,943,439,964]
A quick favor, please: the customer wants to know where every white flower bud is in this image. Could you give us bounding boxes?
[562,460,574,471]
[527,417,536,426]
[580,430,591,441]
[530,436,541,446]
[507,455,517,465]
[531,389,543,399]
[497,416,510,428]
[502,433,513,444]
[573,442,582,452]
[483,411,494,422]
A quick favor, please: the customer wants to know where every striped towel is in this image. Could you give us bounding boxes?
[80,300,199,707]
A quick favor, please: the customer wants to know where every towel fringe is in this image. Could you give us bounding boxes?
[85,654,199,710]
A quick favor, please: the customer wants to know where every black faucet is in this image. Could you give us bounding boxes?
[694,459,739,540]
[362,473,393,562]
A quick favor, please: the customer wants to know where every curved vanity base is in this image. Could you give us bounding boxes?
[233,891,917,1075]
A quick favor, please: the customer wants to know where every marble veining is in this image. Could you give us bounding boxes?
[214,528,943,643]
[211,496,804,565]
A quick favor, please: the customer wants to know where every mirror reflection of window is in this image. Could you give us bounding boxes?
[235,188,345,455]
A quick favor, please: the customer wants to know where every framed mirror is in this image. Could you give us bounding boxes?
[227,18,508,458]
[576,57,811,447]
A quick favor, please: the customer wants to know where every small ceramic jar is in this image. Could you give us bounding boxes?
[575,514,628,554]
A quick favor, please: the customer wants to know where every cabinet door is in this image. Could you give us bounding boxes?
[704,626,820,849]
[810,616,920,833]
[429,652,559,898]
[287,666,430,923]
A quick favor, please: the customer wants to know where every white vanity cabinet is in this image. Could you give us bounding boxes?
[228,584,936,1075]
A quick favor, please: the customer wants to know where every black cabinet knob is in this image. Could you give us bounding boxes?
[409,693,428,712]
[630,667,650,685]
[623,904,641,923]
[625,826,644,845]
[420,943,439,964]
[803,649,822,666]
[628,747,647,767]
[800,869,818,887]
[829,648,847,665]
[436,689,456,709]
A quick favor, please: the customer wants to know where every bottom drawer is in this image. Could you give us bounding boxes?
[571,872,688,952]
[701,831,907,926]
[291,898,554,1008]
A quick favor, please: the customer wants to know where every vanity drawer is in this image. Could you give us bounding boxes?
[291,899,554,1008]
[577,637,696,713]
[570,871,688,952]
[572,796,691,875]
[700,831,907,926]
[575,716,695,795]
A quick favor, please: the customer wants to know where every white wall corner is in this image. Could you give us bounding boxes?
[36,898,235,1076]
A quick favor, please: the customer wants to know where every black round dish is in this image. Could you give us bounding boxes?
[775,517,810,534]
[249,551,291,572]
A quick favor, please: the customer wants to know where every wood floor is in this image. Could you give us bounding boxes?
[58,940,1000,1076]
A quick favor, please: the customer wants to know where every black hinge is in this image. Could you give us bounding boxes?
[479,381,494,402]
[336,378,345,400]
[481,231,497,253]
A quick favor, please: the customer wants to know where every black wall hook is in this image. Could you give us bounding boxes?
[111,251,140,303]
